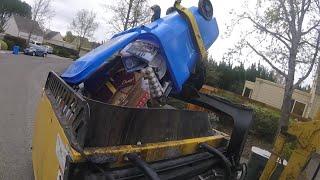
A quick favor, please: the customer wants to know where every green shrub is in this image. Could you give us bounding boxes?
[251,106,280,142]
[51,44,78,59]
[4,39,15,50]
[3,35,27,50]
[204,89,282,143]
[0,40,8,50]
[282,141,297,160]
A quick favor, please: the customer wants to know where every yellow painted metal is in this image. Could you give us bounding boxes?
[32,91,79,180]
[260,116,320,180]
[84,135,226,167]
[32,93,227,179]
[259,134,286,180]
[279,120,320,179]
[174,0,208,61]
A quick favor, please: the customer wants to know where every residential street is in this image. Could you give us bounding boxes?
[0,53,72,180]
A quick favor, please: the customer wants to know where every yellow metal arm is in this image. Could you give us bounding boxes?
[259,134,286,180]
[260,119,320,180]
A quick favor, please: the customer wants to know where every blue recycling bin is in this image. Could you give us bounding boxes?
[12,45,20,55]
[61,6,219,93]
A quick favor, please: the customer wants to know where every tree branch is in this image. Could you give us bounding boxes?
[246,16,291,49]
[299,40,318,48]
[302,20,320,36]
[247,42,288,77]
[294,31,320,88]
[279,0,292,30]
[297,0,309,35]
[288,0,297,34]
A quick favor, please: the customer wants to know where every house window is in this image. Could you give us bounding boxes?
[291,100,306,116]
[243,87,252,98]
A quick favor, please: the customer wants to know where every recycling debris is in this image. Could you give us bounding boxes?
[82,39,171,107]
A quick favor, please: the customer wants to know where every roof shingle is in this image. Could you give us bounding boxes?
[45,31,60,40]
[13,15,43,36]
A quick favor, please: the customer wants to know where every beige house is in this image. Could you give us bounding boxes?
[4,15,44,43]
[42,30,79,52]
[44,30,64,41]
[242,73,320,119]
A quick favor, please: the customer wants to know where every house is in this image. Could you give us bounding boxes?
[71,37,101,56]
[42,30,77,51]
[4,15,44,43]
[44,30,63,41]
[242,68,320,119]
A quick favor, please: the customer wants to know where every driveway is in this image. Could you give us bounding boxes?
[0,53,72,179]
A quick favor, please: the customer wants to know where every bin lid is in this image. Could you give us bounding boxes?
[61,32,139,84]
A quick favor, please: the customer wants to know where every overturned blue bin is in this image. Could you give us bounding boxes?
[12,45,20,55]
[61,5,219,93]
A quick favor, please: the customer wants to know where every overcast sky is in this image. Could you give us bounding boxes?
[22,0,316,85]
[22,0,246,61]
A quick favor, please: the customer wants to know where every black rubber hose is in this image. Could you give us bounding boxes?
[126,153,161,180]
[199,143,232,180]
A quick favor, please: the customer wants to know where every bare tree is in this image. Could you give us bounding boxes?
[106,0,151,33]
[232,0,320,134]
[70,9,98,53]
[27,0,55,43]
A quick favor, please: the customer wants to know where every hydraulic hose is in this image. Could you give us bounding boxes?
[200,143,232,180]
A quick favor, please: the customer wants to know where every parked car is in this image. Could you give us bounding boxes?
[43,45,53,54]
[24,46,47,57]
[29,40,42,46]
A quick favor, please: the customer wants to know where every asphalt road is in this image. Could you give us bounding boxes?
[0,53,72,180]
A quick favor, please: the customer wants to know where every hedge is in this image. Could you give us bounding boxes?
[0,40,8,50]
[51,44,78,59]
[3,35,27,50]
[250,105,280,142]
[207,104,279,143]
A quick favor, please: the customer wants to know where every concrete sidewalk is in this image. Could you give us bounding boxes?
[0,50,12,54]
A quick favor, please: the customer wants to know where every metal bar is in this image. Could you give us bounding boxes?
[200,143,232,180]
[65,152,222,179]
[44,71,90,151]
[125,153,160,180]
[172,93,253,165]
